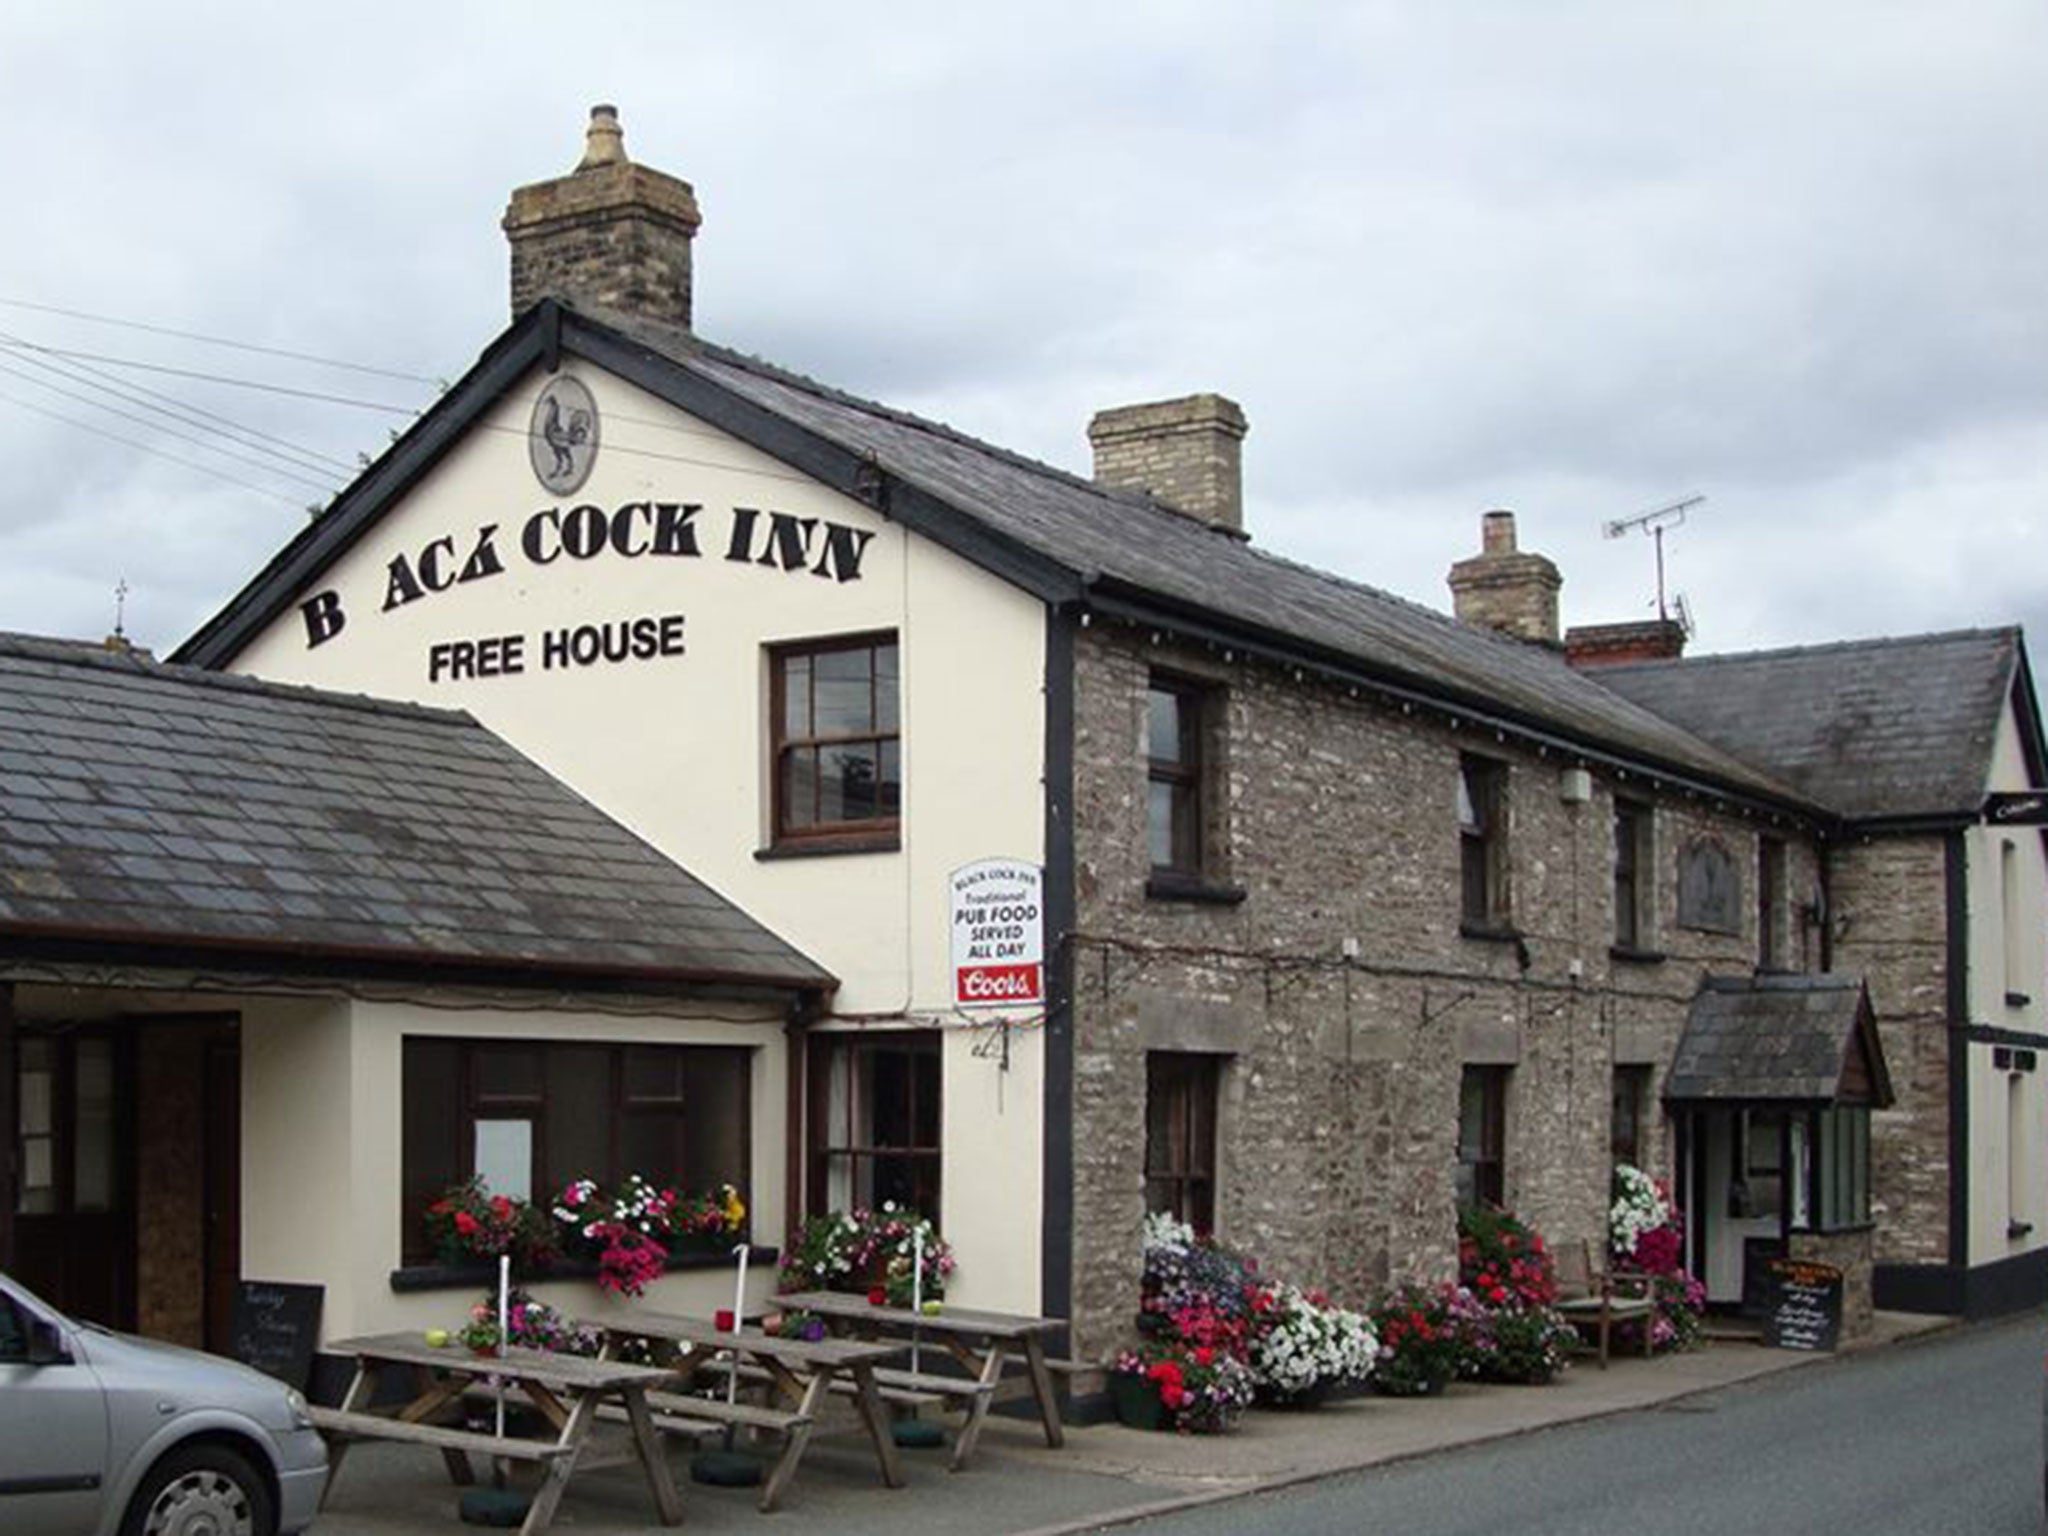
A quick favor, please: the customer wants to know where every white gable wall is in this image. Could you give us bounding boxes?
[227,361,1050,1308]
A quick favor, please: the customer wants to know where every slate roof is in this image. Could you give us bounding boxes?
[0,633,833,993]
[1593,629,2025,821]
[173,301,1819,817]
[1665,974,1892,1106]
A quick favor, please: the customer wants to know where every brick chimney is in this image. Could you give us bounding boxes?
[1087,394,1249,534]
[503,105,702,328]
[1565,619,1688,668]
[1448,511,1562,647]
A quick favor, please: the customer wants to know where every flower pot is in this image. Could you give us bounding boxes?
[1110,1373,1170,1432]
[1371,1371,1446,1398]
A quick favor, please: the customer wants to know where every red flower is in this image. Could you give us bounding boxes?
[868,1288,888,1306]
[1195,1346,1215,1366]
[454,1211,479,1236]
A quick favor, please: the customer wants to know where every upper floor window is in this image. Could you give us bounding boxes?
[1459,755,1509,929]
[1758,836,1787,971]
[1613,801,1653,950]
[1147,679,1206,876]
[771,632,900,851]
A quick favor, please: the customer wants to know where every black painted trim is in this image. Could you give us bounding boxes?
[1872,1261,1961,1315]
[390,1244,778,1293]
[1040,603,1078,1341]
[565,321,1084,606]
[1082,585,1835,831]
[1945,831,1970,1269]
[173,315,556,668]
[753,837,901,862]
[1965,1023,2048,1049]
[1876,1246,2048,1318]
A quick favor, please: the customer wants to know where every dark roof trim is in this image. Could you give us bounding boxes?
[0,920,835,1002]
[174,319,555,668]
[1082,583,1835,830]
[565,318,1084,604]
[1846,812,1981,836]
[2009,640,2048,789]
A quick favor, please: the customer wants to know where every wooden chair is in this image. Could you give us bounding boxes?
[1552,1239,1656,1367]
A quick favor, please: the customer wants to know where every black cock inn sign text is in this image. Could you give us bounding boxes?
[295,501,875,685]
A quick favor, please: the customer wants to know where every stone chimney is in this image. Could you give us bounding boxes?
[1447,510,1562,647]
[503,105,702,328]
[1087,394,1249,534]
[1564,619,1688,668]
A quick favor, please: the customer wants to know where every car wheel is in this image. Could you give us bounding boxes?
[121,1443,276,1536]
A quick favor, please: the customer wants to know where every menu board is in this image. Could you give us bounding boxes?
[1761,1258,1843,1352]
[228,1280,324,1389]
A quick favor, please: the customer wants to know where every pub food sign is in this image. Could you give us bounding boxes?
[950,860,1044,1010]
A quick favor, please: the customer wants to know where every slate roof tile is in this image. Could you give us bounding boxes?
[0,634,831,992]
[1593,630,2020,819]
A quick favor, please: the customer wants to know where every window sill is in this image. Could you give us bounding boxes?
[1459,921,1521,945]
[1608,944,1667,966]
[2006,991,2033,1009]
[391,1243,778,1294]
[1145,873,1247,906]
[756,835,900,861]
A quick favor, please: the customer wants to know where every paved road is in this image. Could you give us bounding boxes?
[1122,1311,2046,1536]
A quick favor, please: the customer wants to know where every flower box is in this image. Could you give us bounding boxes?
[1110,1373,1169,1432]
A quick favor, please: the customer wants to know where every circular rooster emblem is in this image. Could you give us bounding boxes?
[528,375,600,494]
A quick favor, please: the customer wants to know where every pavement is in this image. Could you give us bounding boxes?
[303,1312,1956,1536]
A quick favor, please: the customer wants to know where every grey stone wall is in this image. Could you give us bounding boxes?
[1063,618,1817,1357]
[1830,835,1954,1266]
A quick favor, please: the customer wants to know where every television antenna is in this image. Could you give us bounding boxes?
[1602,494,1703,623]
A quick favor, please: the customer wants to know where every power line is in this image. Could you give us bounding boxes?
[0,333,357,479]
[0,295,443,386]
[0,357,337,496]
[14,345,422,415]
[0,388,310,508]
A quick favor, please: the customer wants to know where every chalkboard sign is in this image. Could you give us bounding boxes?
[1761,1258,1843,1352]
[228,1281,324,1389]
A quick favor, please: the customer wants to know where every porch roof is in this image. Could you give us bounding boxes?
[1665,974,1894,1108]
[0,634,834,996]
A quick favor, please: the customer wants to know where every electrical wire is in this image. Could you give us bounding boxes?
[16,344,421,414]
[0,355,337,496]
[0,295,443,386]
[0,331,357,477]
[0,387,309,508]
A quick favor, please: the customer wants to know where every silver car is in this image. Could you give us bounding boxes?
[0,1271,327,1536]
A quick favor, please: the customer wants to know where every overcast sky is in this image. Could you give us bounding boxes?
[2,2,2043,664]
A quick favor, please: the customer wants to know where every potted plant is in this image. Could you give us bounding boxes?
[1369,1283,1479,1395]
[1247,1283,1378,1405]
[552,1175,748,1296]
[778,1204,952,1304]
[422,1177,557,1272]
[1109,1340,1253,1434]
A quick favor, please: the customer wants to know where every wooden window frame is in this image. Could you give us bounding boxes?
[400,1039,751,1266]
[769,630,901,854]
[1145,1052,1220,1232]
[1458,1065,1508,1211]
[1613,800,1653,951]
[1459,755,1510,931]
[1610,1064,1652,1170]
[1147,678,1208,879]
[805,1033,942,1222]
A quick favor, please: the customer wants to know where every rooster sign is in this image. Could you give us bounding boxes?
[528,375,601,494]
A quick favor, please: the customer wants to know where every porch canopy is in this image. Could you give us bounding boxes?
[1665,973,1894,1109]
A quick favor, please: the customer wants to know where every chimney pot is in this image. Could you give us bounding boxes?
[1448,509,1563,647]
[503,105,702,329]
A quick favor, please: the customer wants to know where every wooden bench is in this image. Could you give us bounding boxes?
[637,1388,811,1439]
[1552,1239,1656,1367]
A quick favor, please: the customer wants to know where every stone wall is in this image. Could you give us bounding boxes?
[1063,618,1816,1356]
[1831,835,1954,1267]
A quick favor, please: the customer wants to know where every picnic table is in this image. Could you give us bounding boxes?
[600,1311,909,1511]
[310,1331,684,1536]
[774,1290,1069,1467]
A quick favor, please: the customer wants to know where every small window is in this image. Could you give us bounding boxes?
[1614,801,1653,950]
[770,632,900,850]
[808,1033,941,1220]
[1457,1065,1508,1210]
[1146,1053,1221,1231]
[1147,679,1207,876]
[1813,1106,1871,1229]
[1758,837,1787,970]
[1610,1065,1652,1168]
[1459,756,1509,929]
